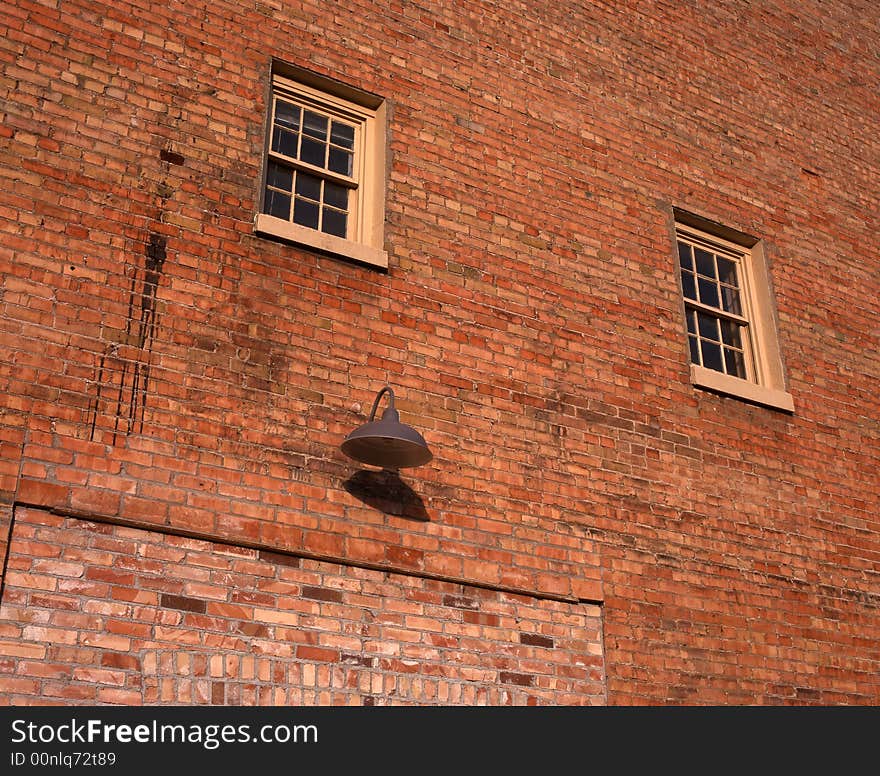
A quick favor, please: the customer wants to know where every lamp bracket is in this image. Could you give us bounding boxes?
[368,385,395,422]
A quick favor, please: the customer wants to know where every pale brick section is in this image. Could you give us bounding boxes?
[0,508,605,706]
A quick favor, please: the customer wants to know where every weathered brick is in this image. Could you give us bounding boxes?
[0,0,877,709]
[300,586,343,604]
[160,594,207,614]
[0,513,605,705]
[519,633,555,649]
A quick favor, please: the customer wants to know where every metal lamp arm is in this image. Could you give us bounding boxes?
[367,386,395,421]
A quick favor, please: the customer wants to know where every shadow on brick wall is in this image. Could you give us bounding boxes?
[342,470,429,521]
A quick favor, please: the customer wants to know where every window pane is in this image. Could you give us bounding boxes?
[274,100,300,129]
[331,121,355,149]
[681,270,697,301]
[272,127,299,158]
[701,340,723,372]
[688,335,700,365]
[265,189,290,220]
[300,136,326,167]
[686,309,697,335]
[328,147,353,176]
[698,312,719,341]
[266,161,293,191]
[293,198,319,229]
[695,248,716,278]
[720,319,742,348]
[678,242,693,270]
[721,285,742,315]
[302,110,328,140]
[324,181,348,210]
[698,277,720,308]
[724,348,746,378]
[717,257,738,286]
[321,208,347,237]
[295,171,321,201]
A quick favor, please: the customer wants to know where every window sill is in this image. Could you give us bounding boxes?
[254,213,388,269]
[690,364,794,412]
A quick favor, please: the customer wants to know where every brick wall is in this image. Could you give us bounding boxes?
[1,0,878,704]
[0,507,604,705]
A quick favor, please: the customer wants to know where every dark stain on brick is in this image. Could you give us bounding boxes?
[211,681,225,704]
[519,633,555,648]
[160,148,185,165]
[160,593,207,613]
[500,671,535,687]
[301,585,343,603]
[88,232,167,444]
[259,550,301,568]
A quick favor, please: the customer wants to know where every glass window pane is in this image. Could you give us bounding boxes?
[720,319,743,348]
[321,208,347,237]
[300,136,326,167]
[698,312,719,341]
[293,198,319,229]
[688,336,700,365]
[686,309,697,335]
[331,121,355,149]
[274,100,300,129]
[701,340,723,372]
[698,277,720,308]
[724,348,746,378]
[265,189,290,220]
[681,270,697,301]
[266,161,293,191]
[717,257,738,287]
[328,147,353,176]
[721,285,742,315]
[295,171,321,201]
[678,242,693,270]
[324,181,348,210]
[272,127,299,158]
[695,248,716,278]
[302,110,328,140]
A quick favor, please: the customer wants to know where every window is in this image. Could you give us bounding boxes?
[255,63,388,269]
[674,212,793,412]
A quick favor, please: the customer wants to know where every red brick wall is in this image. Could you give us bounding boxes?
[1,0,878,704]
[0,508,604,705]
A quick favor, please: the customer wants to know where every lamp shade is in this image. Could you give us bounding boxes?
[340,387,433,469]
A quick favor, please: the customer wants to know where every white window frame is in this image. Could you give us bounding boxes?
[255,63,388,269]
[674,212,794,412]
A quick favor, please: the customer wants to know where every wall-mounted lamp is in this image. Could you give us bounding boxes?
[340,386,433,470]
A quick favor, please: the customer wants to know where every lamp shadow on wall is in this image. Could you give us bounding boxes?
[342,469,430,522]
